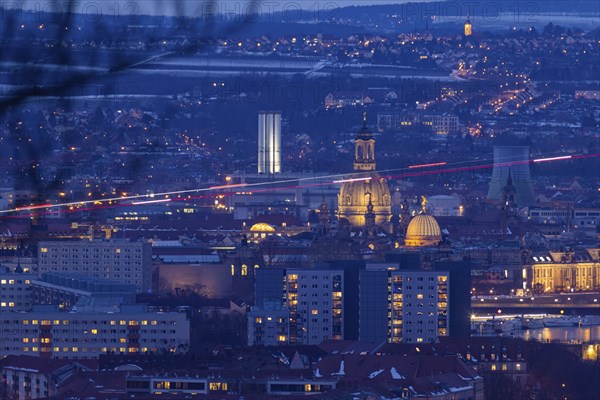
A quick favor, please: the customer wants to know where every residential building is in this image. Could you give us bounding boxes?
[0,304,190,359]
[247,299,290,346]
[0,272,34,311]
[37,240,152,292]
[360,266,450,343]
[0,355,95,400]
[252,268,344,345]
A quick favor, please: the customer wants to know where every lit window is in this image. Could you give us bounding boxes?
[23,338,29,343]
[241,264,248,276]
[491,364,497,371]
[209,382,228,391]
[231,264,235,276]
[91,329,98,335]
[255,317,263,324]
[502,364,508,371]
[72,347,78,352]
[120,338,127,343]
[312,310,319,315]
[278,335,287,342]
[41,248,48,253]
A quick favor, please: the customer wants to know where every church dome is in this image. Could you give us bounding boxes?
[338,174,392,226]
[405,213,442,247]
[338,114,391,227]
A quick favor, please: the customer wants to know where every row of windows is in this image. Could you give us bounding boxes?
[0,279,30,285]
[40,247,143,253]
[18,346,158,353]
[2,319,174,325]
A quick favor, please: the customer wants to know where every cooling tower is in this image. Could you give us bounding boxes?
[487,146,535,206]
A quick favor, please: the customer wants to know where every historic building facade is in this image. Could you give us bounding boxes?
[523,248,600,293]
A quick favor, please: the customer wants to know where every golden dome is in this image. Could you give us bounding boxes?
[250,223,276,232]
[405,213,442,247]
[338,174,392,226]
[338,115,392,227]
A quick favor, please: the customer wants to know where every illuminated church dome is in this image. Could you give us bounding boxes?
[405,196,442,247]
[338,114,392,227]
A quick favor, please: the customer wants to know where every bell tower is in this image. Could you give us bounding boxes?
[354,113,376,172]
[464,15,472,37]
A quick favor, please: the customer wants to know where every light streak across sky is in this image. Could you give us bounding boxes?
[131,199,172,205]
[0,152,596,218]
[533,155,572,163]
[408,162,448,169]
[333,177,372,183]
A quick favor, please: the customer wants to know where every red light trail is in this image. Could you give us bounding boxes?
[1,153,597,220]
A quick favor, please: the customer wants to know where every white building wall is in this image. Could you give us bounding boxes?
[37,240,152,292]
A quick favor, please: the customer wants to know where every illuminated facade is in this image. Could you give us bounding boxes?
[523,249,600,293]
[0,305,190,359]
[338,114,392,227]
[464,16,472,36]
[258,111,282,174]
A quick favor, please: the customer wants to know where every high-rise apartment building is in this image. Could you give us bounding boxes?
[251,268,343,345]
[360,266,450,344]
[257,112,282,174]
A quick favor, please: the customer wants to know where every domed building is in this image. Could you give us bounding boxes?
[338,114,392,227]
[405,196,442,247]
